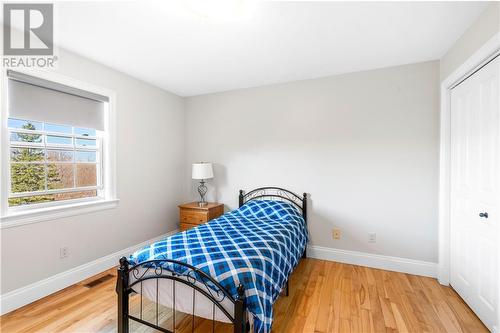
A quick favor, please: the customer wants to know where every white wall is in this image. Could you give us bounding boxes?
[185,61,440,263]
[440,2,500,80]
[1,49,185,293]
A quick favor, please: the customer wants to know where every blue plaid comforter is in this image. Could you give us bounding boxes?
[130,199,308,333]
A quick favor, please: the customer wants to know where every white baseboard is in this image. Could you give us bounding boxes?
[0,230,179,316]
[307,245,438,278]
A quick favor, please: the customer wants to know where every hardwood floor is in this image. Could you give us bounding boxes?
[0,259,488,333]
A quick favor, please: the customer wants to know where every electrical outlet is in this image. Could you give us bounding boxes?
[332,228,341,240]
[60,247,69,259]
[368,232,376,243]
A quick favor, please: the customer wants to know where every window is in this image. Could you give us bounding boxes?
[1,70,117,225]
[8,118,101,207]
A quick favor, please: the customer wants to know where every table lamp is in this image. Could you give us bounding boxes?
[192,162,214,206]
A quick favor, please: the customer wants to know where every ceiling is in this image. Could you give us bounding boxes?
[53,1,487,96]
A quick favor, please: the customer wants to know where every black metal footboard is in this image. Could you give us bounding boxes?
[116,257,247,333]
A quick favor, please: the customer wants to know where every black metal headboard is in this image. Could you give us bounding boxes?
[238,187,307,224]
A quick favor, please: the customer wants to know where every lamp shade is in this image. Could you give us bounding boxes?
[192,162,214,180]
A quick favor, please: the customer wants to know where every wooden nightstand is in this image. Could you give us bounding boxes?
[178,202,224,231]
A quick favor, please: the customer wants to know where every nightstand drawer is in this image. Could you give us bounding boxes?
[180,222,199,232]
[180,210,208,224]
[178,202,223,231]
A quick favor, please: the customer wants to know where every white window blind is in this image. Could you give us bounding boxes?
[7,70,107,131]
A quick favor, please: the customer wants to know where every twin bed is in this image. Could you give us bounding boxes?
[116,187,308,333]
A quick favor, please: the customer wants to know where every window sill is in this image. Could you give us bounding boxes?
[0,198,119,229]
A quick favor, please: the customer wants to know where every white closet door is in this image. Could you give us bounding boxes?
[450,56,499,332]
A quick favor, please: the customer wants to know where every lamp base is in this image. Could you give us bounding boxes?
[197,180,208,207]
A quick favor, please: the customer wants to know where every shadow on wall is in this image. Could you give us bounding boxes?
[213,163,228,202]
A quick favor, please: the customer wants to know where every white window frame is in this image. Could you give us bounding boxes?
[0,69,118,229]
